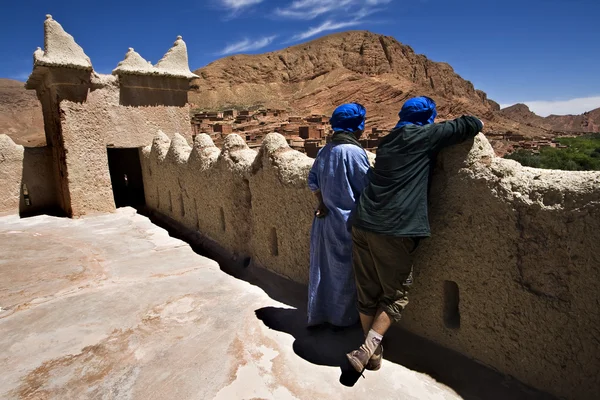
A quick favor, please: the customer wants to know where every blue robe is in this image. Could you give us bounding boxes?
[307,143,370,327]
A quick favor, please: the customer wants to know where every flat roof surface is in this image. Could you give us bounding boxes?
[0,209,462,399]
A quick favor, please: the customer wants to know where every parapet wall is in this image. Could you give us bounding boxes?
[0,135,57,216]
[140,131,600,399]
[0,135,25,215]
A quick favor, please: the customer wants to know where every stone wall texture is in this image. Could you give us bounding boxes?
[140,131,600,400]
[57,75,192,216]
[0,134,24,215]
[0,135,56,216]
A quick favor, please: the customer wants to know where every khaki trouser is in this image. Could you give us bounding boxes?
[352,227,418,322]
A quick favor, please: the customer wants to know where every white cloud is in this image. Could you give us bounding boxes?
[275,0,353,19]
[218,35,277,55]
[220,0,263,10]
[282,0,393,43]
[276,0,392,20]
[290,20,363,41]
[501,96,600,117]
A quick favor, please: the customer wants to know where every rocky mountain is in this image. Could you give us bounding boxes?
[0,78,45,146]
[500,103,600,133]
[2,31,594,148]
[190,30,544,136]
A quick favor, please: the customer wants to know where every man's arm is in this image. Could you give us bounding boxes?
[427,115,484,153]
[314,190,328,218]
[308,156,328,218]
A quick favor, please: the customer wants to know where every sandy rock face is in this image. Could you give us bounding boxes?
[190,30,545,137]
[501,103,600,133]
[0,79,45,147]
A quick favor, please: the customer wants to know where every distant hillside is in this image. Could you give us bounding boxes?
[500,103,600,133]
[3,31,596,147]
[0,78,45,146]
[190,30,546,137]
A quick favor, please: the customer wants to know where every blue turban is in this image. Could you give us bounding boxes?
[395,96,437,129]
[330,103,366,133]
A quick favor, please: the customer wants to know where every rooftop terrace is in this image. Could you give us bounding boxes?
[0,209,555,399]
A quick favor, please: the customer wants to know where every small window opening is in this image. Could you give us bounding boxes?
[444,280,461,329]
[180,193,185,217]
[220,207,226,232]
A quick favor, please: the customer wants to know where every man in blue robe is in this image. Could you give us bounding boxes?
[307,103,371,328]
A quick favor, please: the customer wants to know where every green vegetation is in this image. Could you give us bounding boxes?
[504,134,600,171]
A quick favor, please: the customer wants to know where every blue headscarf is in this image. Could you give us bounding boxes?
[395,96,437,129]
[330,103,366,133]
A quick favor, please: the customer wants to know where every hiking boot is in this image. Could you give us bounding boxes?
[366,345,383,371]
[346,345,371,373]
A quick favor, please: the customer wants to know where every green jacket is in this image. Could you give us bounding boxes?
[354,116,483,237]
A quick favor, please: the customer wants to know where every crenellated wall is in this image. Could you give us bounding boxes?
[140,131,600,400]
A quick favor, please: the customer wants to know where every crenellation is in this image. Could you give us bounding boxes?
[218,134,258,177]
[113,37,198,79]
[165,133,192,165]
[150,131,172,162]
[188,133,220,171]
[112,48,155,75]
[154,36,199,79]
[253,132,313,188]
[35,15,92,71]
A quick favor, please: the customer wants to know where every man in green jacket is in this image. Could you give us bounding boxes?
[346,96,484,373]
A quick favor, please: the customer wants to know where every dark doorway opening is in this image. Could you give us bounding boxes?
[107,148,146,208]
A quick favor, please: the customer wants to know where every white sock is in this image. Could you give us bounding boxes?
[364,329,383,355]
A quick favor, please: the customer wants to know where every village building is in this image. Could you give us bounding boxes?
[235,115,253,123]
[223,109,238,119]
[299,125,321,140]
[306,115,329,124]
[213,123,232,134]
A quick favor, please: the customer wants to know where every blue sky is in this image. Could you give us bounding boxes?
[1,0,599,116]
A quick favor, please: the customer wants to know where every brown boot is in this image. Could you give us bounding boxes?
[346,345,371,373]
[347,331,382,373]
[366,345,383,371]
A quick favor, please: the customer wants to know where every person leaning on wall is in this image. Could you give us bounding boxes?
[346,96,484,373]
